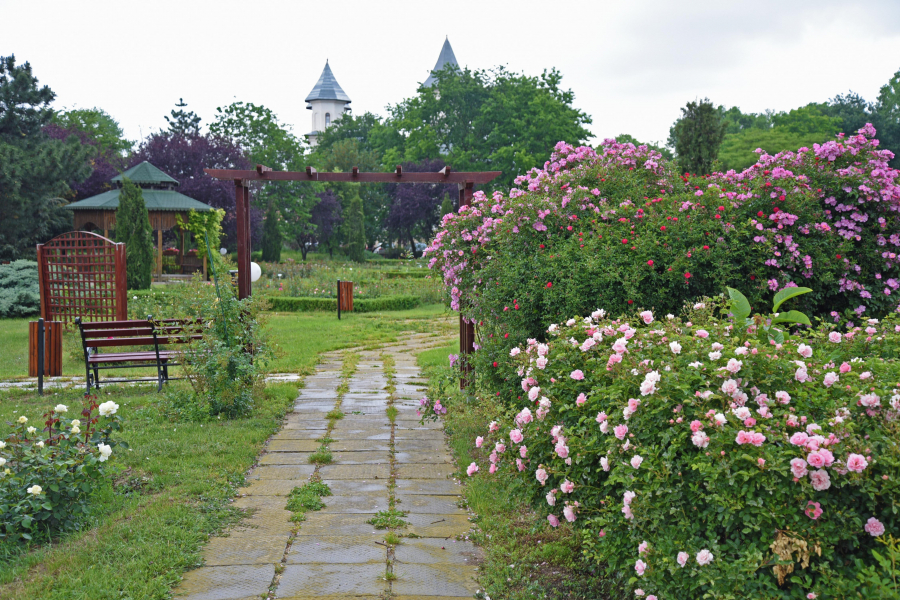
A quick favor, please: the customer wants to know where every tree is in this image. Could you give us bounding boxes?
[295,191,343,260]
[388,65,592,190]
[874,67,900,168]
[667,99,727,174]
[115,178,153,290]
[260,200,282,262]
[130,131,254,250]
[440,193,453,216]
[51,107,132,155]
[384,159,455,255]
[0,55,90,260]
[343,184,366,262]
[165,98,201,136]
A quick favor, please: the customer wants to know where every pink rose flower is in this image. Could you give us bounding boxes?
[823,372,839,387]
[546,490,556,506]
[690,420,704,433]
[570,369,585,380]
[475,436,483,448]
[576,393,587,406]
[560,479,575,493]
[696,549,714,566]
[790,458,809,478]
[829,331,842,343]
[677,551,689,567]
[536,468,548,485]
[516,459,525,472]
[466,462,479,476]
[809,469,831,491]
[489,463,497,474]
[547,514,560,527]
[798,344,813,358]
[638,540,649,554]
[839,362,851,373]
[695,329,709,339]
[614,424,629,440]
[563,505,576,522]
[631,455,644,469]
[555,443,569,459]
[519,445,528,458]
[596,412,608,424]
[735,430,752,445]
[847,453,869,473]
[510,429,524,444]
[865,517,885,537]
[635,559,647,576]
[805,501,823,520]
[790,432,809,446]
[807,451,826,468]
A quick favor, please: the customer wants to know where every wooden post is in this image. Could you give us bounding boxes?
[114,242,128,320]
[235,180,251,300]
[157,229,163,281]
[36,243,50,320]
[29,320,62,378]
[459,181,475,389]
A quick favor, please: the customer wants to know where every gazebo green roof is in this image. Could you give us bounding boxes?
[110,161,179,186]
[65,189,215,212]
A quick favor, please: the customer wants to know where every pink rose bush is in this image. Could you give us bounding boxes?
[455,300,900,598]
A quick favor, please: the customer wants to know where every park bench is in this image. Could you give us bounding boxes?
[75,317,203,394]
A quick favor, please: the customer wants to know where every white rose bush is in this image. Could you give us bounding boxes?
[0,396,125,540]
[461,298,900,598]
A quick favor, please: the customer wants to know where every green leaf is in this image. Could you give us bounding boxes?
[726,287,752,321]
[771,310,812,327]
[772,287,812,313]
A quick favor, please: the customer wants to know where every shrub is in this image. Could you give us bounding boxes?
[459,299,900,598]
[269,294,420,313]
[426,127,900,386]
[0,260,40,318]
[0,397,124,541]
[115,178,153,290]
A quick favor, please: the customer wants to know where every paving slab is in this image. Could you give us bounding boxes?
[329,439,390,452]
[396,478,464,496]
[391,563,478,597]
[330,452,387,465]
[320,492,389,513]
[267,440,321,452]
[395,494,464,515]
[272,429,328,440]
[393,439,450,452]
[405,513,473,538]
[202,534,289,566]
[321,479,389,496]
[317,463,390,480]
[238,479,301,496]
[175,564,275,600]
[397,464,455,479]
[394,451,453,464]
[259,452,313,465]
[395,537,482,565]
[286,535,386,564]
[246,464,315,480]
[295,513,384,536]
[277,564,387,597]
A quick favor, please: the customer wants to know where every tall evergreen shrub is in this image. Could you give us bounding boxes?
[261,200,282,262]
[344,185,366,262]
[115,178,153,290]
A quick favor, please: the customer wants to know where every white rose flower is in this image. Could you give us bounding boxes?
[17,416,27,424]
[688,361,703,368]
[26,426,36,434]
[35,441,44,448]
[71,426,81,434]
[54,404,68,413]
[97,443,112,462]
[669,341,682,354]
[693,302,706,310]
[0,441,5,449]
[98,401,120,417]
[714,413,727,425]
[666,314,675,320]
[27,485,42,495]
[71,419,81,428]
[708,351,722,360]
[0,457,5,467]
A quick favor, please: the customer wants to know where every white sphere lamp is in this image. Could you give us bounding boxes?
[250,262,262,283]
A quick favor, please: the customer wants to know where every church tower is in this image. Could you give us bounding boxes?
[305,61,351,147]
[423,37,459,88]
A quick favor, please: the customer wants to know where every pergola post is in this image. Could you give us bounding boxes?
[459,181,475,389]
[157,229,163,281]
[235,180,251,300]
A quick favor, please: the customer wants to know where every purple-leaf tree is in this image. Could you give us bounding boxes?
[384,159,456,256]
[129,132,258,249]
[42,123,123,201]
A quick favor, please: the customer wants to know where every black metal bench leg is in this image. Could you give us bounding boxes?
[93,366,101,391]
[85,365,92,396]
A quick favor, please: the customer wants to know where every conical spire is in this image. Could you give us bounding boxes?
[423,37,459,88]
[305,60,351,103]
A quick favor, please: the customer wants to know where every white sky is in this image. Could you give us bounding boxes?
[3,0,899,149]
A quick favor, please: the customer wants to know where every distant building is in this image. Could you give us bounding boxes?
[305,39,460,147]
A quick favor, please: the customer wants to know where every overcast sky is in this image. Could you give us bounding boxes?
[4,0,899,150]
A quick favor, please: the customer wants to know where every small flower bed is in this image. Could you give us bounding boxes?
[0,397,124,541]
[462,300,900,598]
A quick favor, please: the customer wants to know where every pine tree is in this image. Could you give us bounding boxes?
[261,200,282,262]
[344,184,366,262]
[440,193,453,216]
[115,178,153,289]
[164,98,201,136]
[667,99,727,175]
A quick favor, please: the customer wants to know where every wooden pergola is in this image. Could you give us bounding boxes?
[204,164,501,381]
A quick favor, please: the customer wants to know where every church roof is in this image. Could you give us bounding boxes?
[423,37,459,88]
[305,61,351,103]
[111,161,179,186]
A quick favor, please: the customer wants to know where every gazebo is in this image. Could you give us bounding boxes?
[65,161,215,280]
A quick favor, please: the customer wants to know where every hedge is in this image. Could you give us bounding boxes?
[269,294,420,313]
[380,270,432,279]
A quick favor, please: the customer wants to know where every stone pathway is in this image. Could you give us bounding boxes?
[175,333,480,600]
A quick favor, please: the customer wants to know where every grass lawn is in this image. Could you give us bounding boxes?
[0,304,452,381]
[417,345,622,600]
[0,304,453,598]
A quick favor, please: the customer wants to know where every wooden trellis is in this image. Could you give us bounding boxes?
[37,231,128,322]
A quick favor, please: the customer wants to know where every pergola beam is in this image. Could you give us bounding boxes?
[204,168,501,184]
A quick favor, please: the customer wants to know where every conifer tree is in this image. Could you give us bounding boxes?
[440,193,453,216]
[344,184,366,262]
[115,178,153,289]
[261,200,282,262]
[667,99,727,175]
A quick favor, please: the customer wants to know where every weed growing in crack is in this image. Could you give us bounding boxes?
[286,480,332,520]
[367,509,408,529]
[308,449,333,465]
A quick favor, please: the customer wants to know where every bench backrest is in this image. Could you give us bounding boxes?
[75,318,203,350]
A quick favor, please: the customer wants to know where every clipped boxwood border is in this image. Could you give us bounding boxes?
[269,295,420,313]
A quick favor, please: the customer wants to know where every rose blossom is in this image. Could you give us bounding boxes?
[640,310,654,324]
[576,393,587,406]
[631,455,644,469]
[669,341,682,354]
[600,456,610,471]
[614,424,629,440]
[635,559,647,576]
[823,372,839,387]
[790,458,809,478]
[560,479,575,493]
[475,436,484,448]
[865,517,886,536]
[536,468,548,485]
[570,369,585,380]
[798,344,813,358]
[466,462,479,476]
[691,431,710,448]
[805,501,823,520]
[690,420,704,433]
[696,549,714,566]
[696,329,709,338]
[519,445,527,458]
[596,412,608,424]
[563,504,577,522]
[790,432,809,446]
[510,429,524,444]
[547,514,560,527]
[809,469,831,491]
[847,453,869,473]
[677,552,689,567]
[726,358,743,374]
[860,394,881,408]
[829,331,842,343]
[555,442,569,459]
[546,490,556,506]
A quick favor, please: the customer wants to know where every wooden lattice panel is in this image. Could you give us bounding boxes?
[37,231,127,322]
